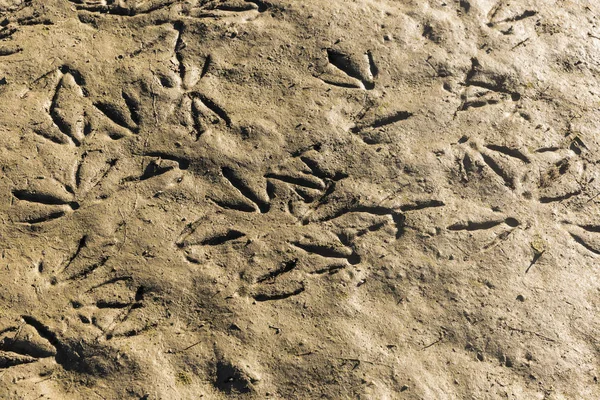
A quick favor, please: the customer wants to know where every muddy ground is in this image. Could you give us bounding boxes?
[1,0,600,399]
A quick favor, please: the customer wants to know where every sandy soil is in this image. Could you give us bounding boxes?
[1,0,600,398]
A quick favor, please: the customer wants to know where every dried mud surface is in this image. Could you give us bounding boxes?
[1,0,600,399]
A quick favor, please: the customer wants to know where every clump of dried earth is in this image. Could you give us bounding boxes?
[1,0,600,398]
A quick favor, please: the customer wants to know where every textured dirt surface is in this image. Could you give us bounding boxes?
[1,0,600,398]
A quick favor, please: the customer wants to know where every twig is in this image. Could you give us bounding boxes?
[268,325,281,334]
[93,389,108,400]
[422,336,444,350]
[525,250,544,273]
[586,191,600,203]
[511,37,530,50]
[588,32,600,41]
[424,56,438,76]
[334,357,388,369]
[117,208,128,251]
[506,325,557,343]
[170,340,202,354]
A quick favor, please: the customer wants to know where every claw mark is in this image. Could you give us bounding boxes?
[264,173,325,190]
[535,147,560,153]
[488,10,537,27]
[310,205,393,222]
[65,256,109,281]
[448,217,519,231]
[0,46,22,56]
[481,153,514,188]
[291,241,360,265]
[212,199,257,213]
[293,187,318,203]
[256,259,298,283]
[0,351,37,368]
[19,316,64,364]
[310,264,346,274]
[173,21,186,82]
[50,71,86,146]
[577,225,600,233]
[351,111,413,133]
[304,205,405,239]
[68,0,175,16]
[222,167,270,213]
[200,54,212,79]
[299,157,348,181]
[59,235,87,275]
[176,218,245,248]
[184,0,267,19]
[121,91,141,125]
[266,180,276,199]
[459,98,500,111]
[0,322,56,363]
[326,48,374,90]
[215,2,257,12]
[94,102,139,133]
[32,127,70,145]
[485,144,530,163]
[87,276,133,292]
[253,285,305,302]
[367,50,378,78]
[188,92,232,139]
[23,211,67,225]
[539,190,581,203]
[570,233,600,255]
[318,78,362,89]
[12,190,79,210]
[96,300,131,309]
[199,230,246,246]
[74,154,86,189]
[399,200,445,212]
[191,96,209,139]
[191,93,232,126]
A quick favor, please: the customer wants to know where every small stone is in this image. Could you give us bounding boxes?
[516,294,525,302]
[400,385,409,392]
